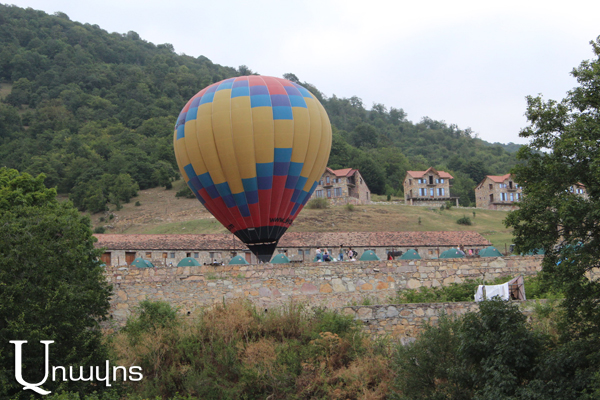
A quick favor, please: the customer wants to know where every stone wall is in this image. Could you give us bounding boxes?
[106,256,543,323]
[341,300,541,341]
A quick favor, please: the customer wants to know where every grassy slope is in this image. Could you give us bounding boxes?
[89,182,514,250]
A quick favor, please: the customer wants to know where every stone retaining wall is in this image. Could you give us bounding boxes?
[341,300,541,341]
[106,256,543,323]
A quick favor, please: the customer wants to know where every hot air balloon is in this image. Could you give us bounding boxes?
[173,76,332,262]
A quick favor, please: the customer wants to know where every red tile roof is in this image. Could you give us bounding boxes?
[325,167,357,178]
[406,167,453,179]
[94,231,490,251]
[486,174,512,183]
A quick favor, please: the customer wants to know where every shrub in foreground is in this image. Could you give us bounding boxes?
[112,300,391,399]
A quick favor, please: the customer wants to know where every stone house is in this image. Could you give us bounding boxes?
[403,167,459,207]
[94,231,491,266]
[475,174,523,210]
[312,168,371,205]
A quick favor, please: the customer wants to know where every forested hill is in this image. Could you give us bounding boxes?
[0,4,520,211]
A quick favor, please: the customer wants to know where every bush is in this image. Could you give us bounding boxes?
[393,299,545,399]
[306,197,329,209]
[457,215,472,225]
[112,299,389,399]
[175,184,196,198]
[93,226,106,233]
[345,203,355,212]
[134,201,141,206]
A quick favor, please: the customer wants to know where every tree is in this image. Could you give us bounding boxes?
[505,37,600,343]
[0,168,112,398]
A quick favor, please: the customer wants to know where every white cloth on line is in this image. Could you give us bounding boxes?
[474,282,510,302]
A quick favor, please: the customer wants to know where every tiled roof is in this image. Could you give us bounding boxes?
[325,167,357,177]
[486,174,512,183]
[94,231,491,251]
[406,167,453,179]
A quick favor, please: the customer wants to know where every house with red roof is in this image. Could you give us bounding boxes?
[312,167,371,205]
[475,174,522,210]
[403,167,458,207]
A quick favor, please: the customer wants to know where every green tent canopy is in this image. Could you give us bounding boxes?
[399,249,421,260]
[229,255,249,265]
[439,248,465,259]
[271,253,290,264]
[130,257,155,268]
[478,246,503,257]
[177,257,201,267]
[359,250,381,261]
[525,248,546,256]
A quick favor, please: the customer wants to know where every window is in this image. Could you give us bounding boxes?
[499,183,507,188]
[162,252,168,258]
[209,252,221,259]
[489,184,493,190]
[510,192,514,202]
[315,190,323,198]
[186,252,191,257]
[409,179,412,185]
[501,193,507,201]
[436,178,444,184]
[334,187,342,197]
[169,252,175,258]
[437,188,445,196]
[326,176,330,184]
[327,189,331,197]
[429,188,434,197]
[194,252,199,258]
[419,188,426,196]
[319,180,323,186]
[516,193,521,201]
[146,252,152,258]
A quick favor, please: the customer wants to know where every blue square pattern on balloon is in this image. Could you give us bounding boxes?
[231,86,250,98]
[284,86,302,97]
[292,83,313,98]
[217,80,234,91]
[238,203,251,217]
[250,85,269,96]
[289,95,307,108]
[233,192,248,207]
[185,107,198,122]
[233,79,249,88]
[270,95,291,107]
[199,92,215,105]
[205,85,219,94]
[251,94,271,108]
[273,106,293,120]
[190,97,202,108]
[176,124,185,140]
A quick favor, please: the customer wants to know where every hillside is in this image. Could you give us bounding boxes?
[0,3,521,214]
[90,181,514,251]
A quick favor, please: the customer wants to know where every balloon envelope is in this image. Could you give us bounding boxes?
[174,76,332,262]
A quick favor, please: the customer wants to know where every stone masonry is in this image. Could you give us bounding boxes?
[106,256,543,331]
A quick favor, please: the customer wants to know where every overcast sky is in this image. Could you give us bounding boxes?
[6,0,600,145]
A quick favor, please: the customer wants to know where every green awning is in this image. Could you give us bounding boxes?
[229,255,249,265]
[359,250,381,261]
[271,253,290,264]
[399,249,421,260]
[130,257,155,268]
[439,248,465,259]
[177,257,201,267]
[478,246,503,258]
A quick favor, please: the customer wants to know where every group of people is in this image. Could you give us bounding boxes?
[315,246,358,262]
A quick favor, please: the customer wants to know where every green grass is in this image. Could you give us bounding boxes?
[122,218,228,234]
